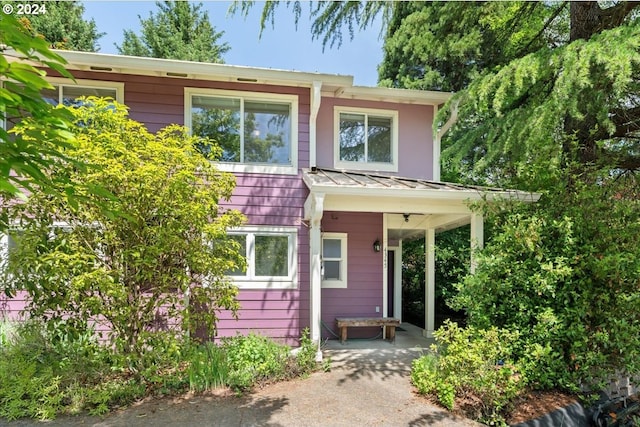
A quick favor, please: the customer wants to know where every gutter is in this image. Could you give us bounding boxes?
[433,99,459,182]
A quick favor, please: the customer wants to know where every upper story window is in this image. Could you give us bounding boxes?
[334,107,398,172]
[41,78,124,106]
[185,88,299,175]
[2,78,124,131]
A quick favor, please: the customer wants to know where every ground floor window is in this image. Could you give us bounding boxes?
[321,232,347,288]
[227,226,298,289]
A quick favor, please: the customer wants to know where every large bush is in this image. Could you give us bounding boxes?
[3,98,245,360]
[451,179,640,390]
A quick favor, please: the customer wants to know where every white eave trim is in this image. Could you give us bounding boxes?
[331,85,453,106]
[52,50,354,88]
[304,183,540,202]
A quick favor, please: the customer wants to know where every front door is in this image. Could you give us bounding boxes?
[387,249,395,317]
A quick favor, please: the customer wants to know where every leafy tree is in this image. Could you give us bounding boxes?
[0,14,83,227]
[3,98,246,360]
[18,1,103,51]
[118,1,229,63]
[249,1,639,188]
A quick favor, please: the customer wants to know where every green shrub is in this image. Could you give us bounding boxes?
[453,184,640,391]
[222,330,320,391]
[0,323,320,420]
[186,343,229,392]
[223,333,289,390]
[411,321,526,425]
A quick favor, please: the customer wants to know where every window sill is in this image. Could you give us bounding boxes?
[321,281,347,289]
[216,162,298,176]
[232,279,297,290]
[334,161,397,173]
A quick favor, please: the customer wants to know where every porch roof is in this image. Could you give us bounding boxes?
[302,168,540,203]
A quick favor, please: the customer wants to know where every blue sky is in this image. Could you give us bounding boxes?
[81,1,384,86]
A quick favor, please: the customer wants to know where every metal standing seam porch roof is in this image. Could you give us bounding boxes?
[302,168,541,203]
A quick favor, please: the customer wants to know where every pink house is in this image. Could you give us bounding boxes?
[1,51,538,349]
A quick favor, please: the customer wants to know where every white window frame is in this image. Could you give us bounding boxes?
[227,226,298,289]
[321,232,348,289]
[44,77,125,104]
[334,106,399,173]
[1,78,124,130]
[185,88,299,175]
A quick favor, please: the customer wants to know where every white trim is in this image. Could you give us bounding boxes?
[309,81,322,170]
[227,226,298,289]
[433,104,440,182]
[184,87,299,175]
[425,228,436,338]
[470,213,484,274]
[333,106,399,173]
[382,214,388,317]
[321,232,348,289]
[308,193,324,344]
[52,50,354,90]
[45,77,124,103]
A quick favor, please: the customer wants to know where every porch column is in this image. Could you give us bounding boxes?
[425,227,436,338]
[470,213,484,273]
[307,193,324,360]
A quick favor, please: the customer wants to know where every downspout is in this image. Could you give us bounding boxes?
[309,81,322,170]
[433,100,459,182]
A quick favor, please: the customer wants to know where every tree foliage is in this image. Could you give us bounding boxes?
[0,14,84,225]
[118,1,229,63]
[3,99,246,359]
[452,180,640,389]
[17,1,103,51]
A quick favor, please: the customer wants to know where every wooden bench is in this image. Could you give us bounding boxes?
[335,317,401,344]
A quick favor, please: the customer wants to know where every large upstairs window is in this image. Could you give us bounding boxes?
[334,107,398,172]
[186,89,298,175]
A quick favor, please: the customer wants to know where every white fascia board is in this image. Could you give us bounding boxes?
[333,85,453,106]
[52,50,354,88]
[305,183,540,203]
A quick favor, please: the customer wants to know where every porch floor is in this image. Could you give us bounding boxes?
[322,322,433,352]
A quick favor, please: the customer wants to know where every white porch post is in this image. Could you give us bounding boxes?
[425,227,436,338]
[308,193,324,360]
[470,213,484,273]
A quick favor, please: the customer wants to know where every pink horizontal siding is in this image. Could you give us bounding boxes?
[320,211,384,339]
[0,290,28,321]
[24,68,314,344]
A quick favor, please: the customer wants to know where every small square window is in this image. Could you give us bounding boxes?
[322,233,347,288]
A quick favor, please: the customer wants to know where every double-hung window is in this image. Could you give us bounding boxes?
[321,233,347,289]
[334,107,398,172]
[227,226,298,289]
[185,88,298,175]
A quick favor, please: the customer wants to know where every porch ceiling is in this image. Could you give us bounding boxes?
[302,168,540,217]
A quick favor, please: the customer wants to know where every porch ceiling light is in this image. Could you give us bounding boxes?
[373,239,381,253]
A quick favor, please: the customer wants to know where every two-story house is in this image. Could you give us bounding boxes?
[1,51,538,347]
